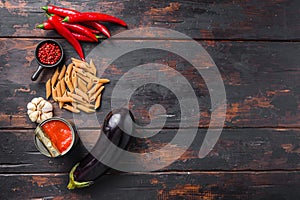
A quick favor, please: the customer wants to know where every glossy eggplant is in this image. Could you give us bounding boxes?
[67,108,135,189]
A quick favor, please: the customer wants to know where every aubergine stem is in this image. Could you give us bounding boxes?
[67,163,93,189]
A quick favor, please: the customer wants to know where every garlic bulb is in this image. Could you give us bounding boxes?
[27,97,53,123]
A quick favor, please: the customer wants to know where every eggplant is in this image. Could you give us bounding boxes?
[67,108,135,189]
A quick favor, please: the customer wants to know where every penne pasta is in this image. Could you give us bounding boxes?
[56,81,62,98]
[65,76,74,93]
[74,61,88,69]
[86,80,93,90]
[76,103,95,113]
[60,79,66,95]
[77,72,91,83]
[95,94,101,109]
[74,99,94,108]
[71,57,84,64]
[89,59,97,75]
[52,86,57,101]
[90,86,104,102]
[73,98,91,107]
[51,67,60,87]
[65,63,74,78]
[45,79,51,99]
[75,88,89,102]
[77,77,88,93]
[81,62,94,74]
[73,66,87,76]
[71,71,77,89]
[84,68,95,76]
[85,71,99,82]
[98,78,110,84]
[88,82,102,95]
[56,96,73,103]
[67,92,86,103]
[58,65,67,80]
[59,101,64,109]
[63,104,80,113]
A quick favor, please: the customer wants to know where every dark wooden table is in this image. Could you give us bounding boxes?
[1,1,300,199]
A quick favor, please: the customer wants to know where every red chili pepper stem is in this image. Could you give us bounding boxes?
[41,6,48,11]
[36,24,45,29]
[96,35,106,39]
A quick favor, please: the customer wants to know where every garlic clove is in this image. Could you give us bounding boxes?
[32,97,44,106]
[41,112,53,121]
[42,101,53,113]
[27,102,36,111]
[27,109,33,115]
[36,112,43,123]
[29,110,39,122]
[37,99,46,110]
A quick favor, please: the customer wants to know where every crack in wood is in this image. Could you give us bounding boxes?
[0,163,33,168]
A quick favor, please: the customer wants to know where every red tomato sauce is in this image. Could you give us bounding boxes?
[42,120,72,153]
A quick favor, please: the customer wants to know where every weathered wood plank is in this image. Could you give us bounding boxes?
[1,172,299,199]
[0,128,299,173]
[0,0,299,40]
[0,39,299,128]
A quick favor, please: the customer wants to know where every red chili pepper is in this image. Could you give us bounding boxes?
[42,5,78,16]
[71,33,104,42]
[36,21,53,30]
[37,20,98,42]
[84,21,111,38]
[42,5,109,36]
[63,12,127,27]
[62,22,98,42]
[39,16,99,35]
[71,33,94,42]
[48,15,85,61]
[37,22,102,42]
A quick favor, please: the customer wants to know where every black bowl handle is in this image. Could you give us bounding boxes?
[31,65,44,81]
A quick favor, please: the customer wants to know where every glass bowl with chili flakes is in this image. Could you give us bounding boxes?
[36,39,63,65]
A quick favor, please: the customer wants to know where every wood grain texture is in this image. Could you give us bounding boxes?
[1,1,299,199]
[0,39,299,128]
[1,172,299,200]
[0,0,299,40]
[0,128,299,173]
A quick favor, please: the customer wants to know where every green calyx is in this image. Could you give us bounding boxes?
[41,6,48,11]
[44,13,53,18]
[67,163,93,190]
[62,17,69,22]
[36,24,44,29]
[95,35,106,39]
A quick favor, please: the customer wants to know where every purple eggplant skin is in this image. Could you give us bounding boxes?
[67,108,135,189]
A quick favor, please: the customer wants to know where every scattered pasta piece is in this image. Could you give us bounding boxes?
[45,79,52,99]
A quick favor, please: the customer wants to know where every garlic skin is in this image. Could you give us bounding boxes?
[27,97,53,123]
